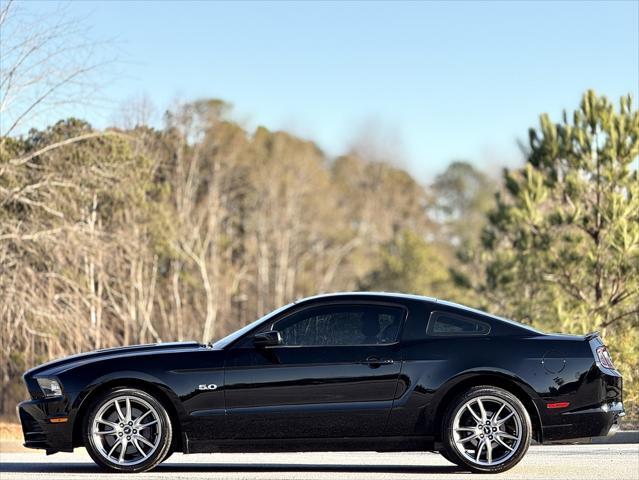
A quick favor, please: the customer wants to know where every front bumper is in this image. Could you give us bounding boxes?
[18,397,75,453]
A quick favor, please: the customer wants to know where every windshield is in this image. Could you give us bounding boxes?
[211,302,294,349]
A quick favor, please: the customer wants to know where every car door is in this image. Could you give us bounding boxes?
[223,302,406,439]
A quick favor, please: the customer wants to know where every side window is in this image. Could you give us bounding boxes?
[274,305,404,346]
[427,311,490,336]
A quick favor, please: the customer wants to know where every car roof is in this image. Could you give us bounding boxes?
[295,291,438,304]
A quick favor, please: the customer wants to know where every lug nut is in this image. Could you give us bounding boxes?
[128,421,133,426]
[127,435,131,440]
[481,434,484,438]
[489,435,493,439]
[493,427,497,432]
[120,423,124,427]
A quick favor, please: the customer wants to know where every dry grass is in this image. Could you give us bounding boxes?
[0,421,22,442]
[0,421,27,453]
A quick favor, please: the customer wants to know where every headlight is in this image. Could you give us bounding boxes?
[36,378,62,397]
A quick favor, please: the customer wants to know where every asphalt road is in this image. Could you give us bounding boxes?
[0,445,638,480]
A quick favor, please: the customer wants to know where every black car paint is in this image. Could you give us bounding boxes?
[18,293,624,455]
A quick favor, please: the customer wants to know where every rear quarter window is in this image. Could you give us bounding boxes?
[427,311,491,336]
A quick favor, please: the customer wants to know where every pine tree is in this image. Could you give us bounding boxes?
[480,90,639,418]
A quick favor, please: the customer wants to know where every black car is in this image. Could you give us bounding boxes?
[18,292,624,473]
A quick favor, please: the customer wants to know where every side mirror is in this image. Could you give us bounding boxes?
[252,331,282,348]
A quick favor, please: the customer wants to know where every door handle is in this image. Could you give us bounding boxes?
[363,356,394,367]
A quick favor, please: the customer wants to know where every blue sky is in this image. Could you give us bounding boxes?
[15,1,639,180]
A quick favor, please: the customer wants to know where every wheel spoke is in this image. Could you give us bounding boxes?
[455,427,475,432]
[456,433,480,444]
[466,404,482,423]
[107,438,122,458]
[475,440,485,462]
[485,438,493,464]
[134,409,152,426]
[495,436,515,451]
[139,419,158,429]
[132,438,148,459]
[493,403,506,422]
[476,398,487,422]
[118,437,128,462]
[96,419,118,429]
[497,411,514,425]
[93,429,116,436]
[114,400,125,422]
[136,435,155,449]
[125,397,132,422]
[498,432,519,441]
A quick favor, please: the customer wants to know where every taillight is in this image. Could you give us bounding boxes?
[596,346,616,370]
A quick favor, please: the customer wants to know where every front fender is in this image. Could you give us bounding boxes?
[70,370,186,417]
[64,367,187,449]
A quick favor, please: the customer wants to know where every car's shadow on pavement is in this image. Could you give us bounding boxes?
[160,463,465,474]
[0,462,464,474]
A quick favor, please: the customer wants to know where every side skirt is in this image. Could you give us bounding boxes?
[184,435,435,454]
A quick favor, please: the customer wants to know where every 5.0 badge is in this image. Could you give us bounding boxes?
[198,384,218,391]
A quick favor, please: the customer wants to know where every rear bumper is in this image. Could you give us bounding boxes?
[542,401,625,442]
[18,398,74,453]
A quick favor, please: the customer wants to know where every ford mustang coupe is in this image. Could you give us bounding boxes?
[19,292,624,473]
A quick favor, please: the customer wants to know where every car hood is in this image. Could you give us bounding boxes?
[25,341,203,377]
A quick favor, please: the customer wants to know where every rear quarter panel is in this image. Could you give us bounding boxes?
[388,334,596,439]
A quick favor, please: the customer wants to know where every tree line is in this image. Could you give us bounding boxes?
[1,92,637,422]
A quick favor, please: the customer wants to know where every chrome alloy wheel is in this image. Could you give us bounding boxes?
[91,395,162,466]
[452,395,523,467]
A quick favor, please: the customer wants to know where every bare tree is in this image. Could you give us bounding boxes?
[0,0,107,139]
[113,94,157,130]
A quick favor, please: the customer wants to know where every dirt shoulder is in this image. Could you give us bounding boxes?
[0,422,28,453]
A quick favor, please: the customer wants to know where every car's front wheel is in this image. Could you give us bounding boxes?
[441,386,531,473]
[84,387,173,473]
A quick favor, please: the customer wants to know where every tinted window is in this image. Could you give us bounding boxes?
[427,311,490,336]
[275,305,404,346]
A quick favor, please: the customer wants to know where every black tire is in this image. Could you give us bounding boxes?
[83,387,173,473]
[162,447,174,462]
[441,386,531,474]
[438,448,459,465]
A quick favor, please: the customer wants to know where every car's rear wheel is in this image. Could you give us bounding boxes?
[83,387,172,473]
[441,386,531,473]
